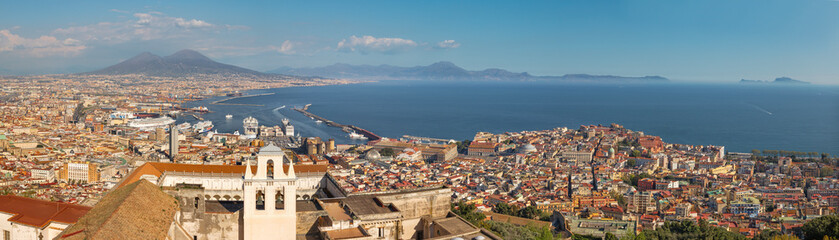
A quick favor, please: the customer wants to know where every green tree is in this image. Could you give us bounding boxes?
[771,235,800,240]
[820,167,834,177]
[621,173,652,187]
[451,202,486,225]
[803,215,839,240]
[610,191,627,208]
[455,140,472,154]
[626,159,637,167]
[494,202,519,215]
[536,225,553,240]
[754,229,782,240]
[379,147,395,157]
[605,233,619,240]
[517,206,542,219]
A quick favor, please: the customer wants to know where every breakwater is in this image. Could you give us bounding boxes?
[210,93,275,106]
[293,104,381,141]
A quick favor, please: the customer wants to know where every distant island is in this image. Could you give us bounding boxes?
[740,77,810,84]
[270,61,670,83]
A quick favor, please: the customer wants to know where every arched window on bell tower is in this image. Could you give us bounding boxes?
[256,190,265,210]
[266,160,274,179]
[275,188,285,210]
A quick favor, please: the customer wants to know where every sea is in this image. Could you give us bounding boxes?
[182,81,839,155]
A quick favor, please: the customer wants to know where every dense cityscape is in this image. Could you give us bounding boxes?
[3,1,839,239]
[0,72,836,240]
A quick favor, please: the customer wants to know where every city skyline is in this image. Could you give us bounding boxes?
[2,0,839,84]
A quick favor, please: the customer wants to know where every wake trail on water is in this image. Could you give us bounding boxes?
[743,102,773,115]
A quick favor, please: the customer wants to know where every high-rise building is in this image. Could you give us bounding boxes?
[628,191,653,214]
[169,125,178,161]
[567,169,573,199]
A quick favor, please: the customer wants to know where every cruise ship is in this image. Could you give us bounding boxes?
[128,116,175,130]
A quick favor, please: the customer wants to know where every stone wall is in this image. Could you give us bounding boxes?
[376,188,452,219]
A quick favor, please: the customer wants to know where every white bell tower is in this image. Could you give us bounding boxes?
[243,143,297,240]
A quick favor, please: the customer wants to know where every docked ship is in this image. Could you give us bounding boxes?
[348,131,368,140]
[191,106,209,113]
[176,122,192,131]
[192,121,214,133]
[128,116,176,130]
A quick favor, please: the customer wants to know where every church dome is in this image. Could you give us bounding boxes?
[518,144,537,153]
[365,149,381,160]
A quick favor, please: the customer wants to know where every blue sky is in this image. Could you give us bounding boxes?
[1,0,838,84]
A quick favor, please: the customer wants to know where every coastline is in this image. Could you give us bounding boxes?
[185,81,838,155]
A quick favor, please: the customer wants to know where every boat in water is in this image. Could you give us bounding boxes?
[192,121,214,133]
[315,120,323,124]
[191,106,209,113]
[176,122,192,131]
[225,114,233,119]
[128,116,176,130]
[348,131,368,140]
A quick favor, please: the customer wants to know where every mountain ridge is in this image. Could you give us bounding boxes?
[268,62,668,83]
[83,49,265,76]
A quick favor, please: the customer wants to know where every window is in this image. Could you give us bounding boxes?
[378,227,384,238]
[194,197,199,208]
[266,160,274,179]
[256,190,265,210]
[4,230,10,240]
[275,189,284,210]
[193,236,197,240]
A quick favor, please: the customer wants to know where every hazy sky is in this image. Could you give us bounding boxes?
[1,0,838,84]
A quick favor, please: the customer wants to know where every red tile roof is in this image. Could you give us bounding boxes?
[0,195,91,228]
[119,162,328,187]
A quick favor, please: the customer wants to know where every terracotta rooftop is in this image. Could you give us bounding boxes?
[0,195,91,228]
[119,162,328,187]
[58,180,179,240]
[324,226,369,239]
